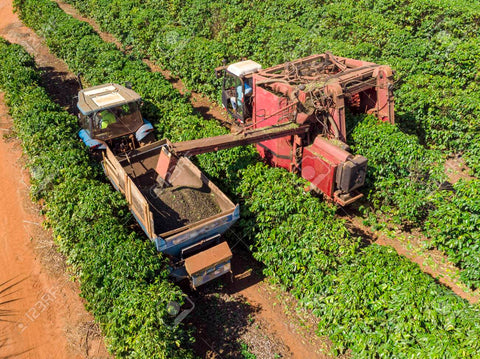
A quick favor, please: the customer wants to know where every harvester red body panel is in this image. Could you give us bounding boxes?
[251,84,294,169]
[302,137,351,198]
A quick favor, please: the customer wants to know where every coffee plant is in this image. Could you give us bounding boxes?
[426,179,480,288]
[350,115,446,227]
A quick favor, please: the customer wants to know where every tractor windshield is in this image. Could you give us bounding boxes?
[91,102,144,140]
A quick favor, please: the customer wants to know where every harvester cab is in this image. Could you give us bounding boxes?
[216,60,262,123]
[77,83,154,154]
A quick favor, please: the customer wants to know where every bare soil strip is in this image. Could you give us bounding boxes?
[0,3,78,110]
[0,2,110,358]
[445,155,474,184]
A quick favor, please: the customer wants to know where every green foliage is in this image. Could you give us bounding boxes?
[426,179,480,288]
[351,116,445,226]
[239,342,257,359]
[0,39,195,359]
[237,163,358,303]
[237,163,480,357]
[317,245,480,357]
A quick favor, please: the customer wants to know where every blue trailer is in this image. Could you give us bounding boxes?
[102,141,239,288]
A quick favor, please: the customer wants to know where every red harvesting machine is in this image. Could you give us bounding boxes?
[161,52,394,205]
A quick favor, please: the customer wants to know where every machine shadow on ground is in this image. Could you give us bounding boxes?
[38,66,79,112]
[188,284,261,359]
[178,245,272,358]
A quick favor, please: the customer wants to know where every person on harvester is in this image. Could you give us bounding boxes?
[98,109,116,129]
[230,82,252,117]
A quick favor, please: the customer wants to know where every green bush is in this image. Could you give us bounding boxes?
[317,245,480,357]
[426,179,480,288]
[237,163,358,303]
[351,116,445,226]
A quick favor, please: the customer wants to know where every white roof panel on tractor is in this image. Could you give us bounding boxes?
[77,83,142,115]
[92,92,126,107]
[83,85,117,96]
[227,60,262,77]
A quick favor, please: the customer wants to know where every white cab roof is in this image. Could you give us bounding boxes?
[227,60,262,77]
[77,83,142,115]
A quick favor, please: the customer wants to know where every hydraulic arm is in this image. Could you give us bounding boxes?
[168,122,309,156]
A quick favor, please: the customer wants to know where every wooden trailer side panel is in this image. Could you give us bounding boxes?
[103,147,155,239]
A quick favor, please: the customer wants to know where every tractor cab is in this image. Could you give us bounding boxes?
[77,83,154,153]
[216,60,262,123]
